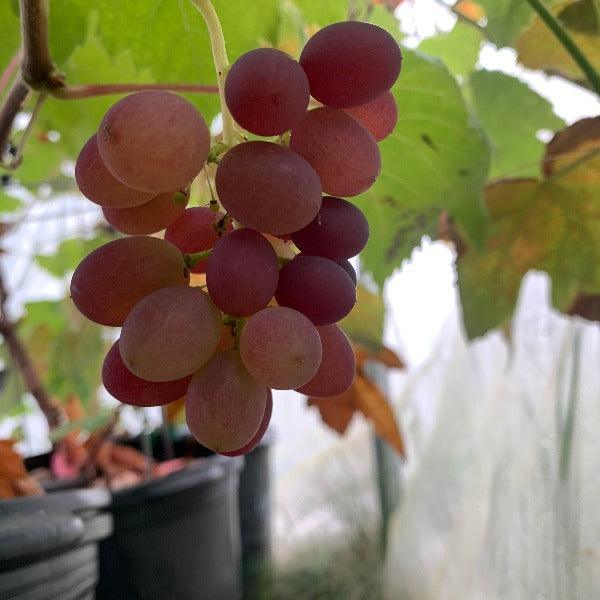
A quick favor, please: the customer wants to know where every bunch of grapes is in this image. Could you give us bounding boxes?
[71,21,402,456]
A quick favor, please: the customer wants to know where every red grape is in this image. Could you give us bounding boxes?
[345,91,398,141]
[119,285,221,382]
[239,306,322,389]
[337,259,357,285]
[97,91,210,193]
[290,107,380,197]
[299,21,402,108]
[296,325,355,397]
[220,390,273,456]
[70,236,189,326]
[215,141,322,235]
[102,341,191,407]
[206,229,279,316]
[102,190,189,235]
[225,48,310,136]
[185,350,268,452]
[75,134,152,208]
[291,196,369,260]
[275,255,356,325]
[165,207,232,274]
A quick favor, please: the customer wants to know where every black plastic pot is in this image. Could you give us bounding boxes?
[0,488,113,600]
[97,455,243,600]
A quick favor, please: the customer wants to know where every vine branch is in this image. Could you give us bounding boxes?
[52,82,219,100]
[190,0,237,144]
[524,0,600,96]
[0,76,29,163]
[19,0,63,90]
[0,50,23,97]
[0,267,65,429]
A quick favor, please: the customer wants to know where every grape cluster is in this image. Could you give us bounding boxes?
[71,21,402,455]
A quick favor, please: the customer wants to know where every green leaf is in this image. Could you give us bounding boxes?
[0,190,22,213]
[475,0,538,46]
[50,411,113,442]
[515,0,600,85]
[0,344,27,418]
[356,48,491,286]
[340,284,385,351]
[458,143,600,339]
[0,3,20,90]
[418,22,482,79]
[468,70,565,179]
[35,234,112,278]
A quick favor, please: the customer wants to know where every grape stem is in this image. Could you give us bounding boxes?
[184,249,212,269]
[51,82,219,100]
[189,0,237,145]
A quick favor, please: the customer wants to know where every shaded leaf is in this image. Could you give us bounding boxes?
[50,411,113,442]
[567,293,600,321]
[469,70,564,179]
[355,47,490,286]
[340,284,385,352]
[543,116,600,176]
[458,148,600,338]
[515,0,600,85]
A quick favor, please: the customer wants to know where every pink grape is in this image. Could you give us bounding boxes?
[275,255,356,325]
[225,48,309,136]
[345,91,398,141]
[239,306,322,390]
[206,229,279,316]
[296,325,355,397]
[185,350,268,452]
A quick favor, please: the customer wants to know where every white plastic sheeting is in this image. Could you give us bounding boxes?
[385,272,600,600]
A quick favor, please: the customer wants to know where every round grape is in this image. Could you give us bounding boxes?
[275,255,356,325]
[299,21,402,108]
[102,190,189,235]
[239,306,322,390]
[296,325,355,397]
[165,207,232,274]
[290,107,380,197]
[185,350,268,452]
[102,341,191,407]
[119,285,221,382]
[225,48,310,136]
[207,229,279,316]
[215,141,322,235]
[337,259,357,285]
[75,134,152,208]
[220,390,273,457]
[345,90,398,141]
[291,196,369,261]
[70,236,189,326]
[97,91,210,193]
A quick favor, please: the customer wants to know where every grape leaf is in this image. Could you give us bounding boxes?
[340,284,385,352]
[35,234,112,278]
[418,22,482,78]
[468,70,565,179]
[457,125,600,339]
[0,3,20,82]
[515,0,600,85]
[0,190,22,213]
[355,48,490,286]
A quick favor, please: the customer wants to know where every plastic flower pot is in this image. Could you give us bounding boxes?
[0,488,113,600]
[96,455,243,600]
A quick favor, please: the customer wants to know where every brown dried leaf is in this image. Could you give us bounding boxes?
[567,293,600,322]
[307,387,356,435]
[353,374,406,458]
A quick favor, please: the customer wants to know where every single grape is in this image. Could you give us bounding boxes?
[165,207,232,274]
[185,350,268,453]
[119,285,221,382]
[207,229,279,317]
[337,259,357,285]
[345,91,398,141]
[299,21,402,108]
[225,48,310,136]
[215,141,322,235]
[275,255,356,325]
[70,236,189,326]
[102,190,189,235]
[296,325,355,397]
[75,134,153,208]
[97,91,210,193]
[102,341,191,407]
[239,306,322,389]
[290,107,381,197]
[291,196,369,261]
[220,390,273,457]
